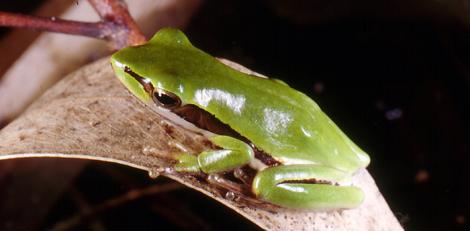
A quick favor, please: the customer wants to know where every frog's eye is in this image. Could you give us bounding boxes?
[153,90,181,109]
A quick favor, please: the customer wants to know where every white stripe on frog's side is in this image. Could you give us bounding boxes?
[143,100,218,139]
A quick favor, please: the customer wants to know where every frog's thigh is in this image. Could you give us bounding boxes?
[177,135,254,173]
[252,165,364,209]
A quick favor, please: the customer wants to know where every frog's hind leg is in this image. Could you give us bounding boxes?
[252,165,364,209]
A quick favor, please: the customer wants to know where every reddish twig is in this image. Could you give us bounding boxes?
[0,0,146,50]
[0,11,109,39]
[88,0,146,46]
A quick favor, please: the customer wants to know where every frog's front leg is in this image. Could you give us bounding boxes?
[176,135,254,173]
[252,165,364,209]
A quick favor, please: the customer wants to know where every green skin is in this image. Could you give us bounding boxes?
[111,28,370,209]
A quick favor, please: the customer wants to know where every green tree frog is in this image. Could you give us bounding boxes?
[110,28,370,210]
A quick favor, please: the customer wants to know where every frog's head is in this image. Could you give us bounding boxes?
[110,28,197,110]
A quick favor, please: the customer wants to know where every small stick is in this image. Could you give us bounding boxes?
[0,11,109,39]
[0,0,146,50]
[50,183,184,231]
[87,0,146,46]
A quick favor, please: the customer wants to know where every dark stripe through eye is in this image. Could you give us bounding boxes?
[124,66,154,94]
[123,66,181,108]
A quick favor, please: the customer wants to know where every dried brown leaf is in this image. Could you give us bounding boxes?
[0,58,402,231]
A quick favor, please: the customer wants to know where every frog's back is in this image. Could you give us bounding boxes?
[186,65,370,174]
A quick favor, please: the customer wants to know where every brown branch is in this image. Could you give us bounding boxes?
[50,183,184,231]
[88,0,146,47]
[0,0,146,50]
[0,11,109,39]
[68,187,107,231]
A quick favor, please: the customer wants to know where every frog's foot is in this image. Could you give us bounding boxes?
[175,135,254,173]
[206,173,247,194]
[233,167,256,185]
[252,165,364,210]
[207,172,281,210]
[202,165,254,190]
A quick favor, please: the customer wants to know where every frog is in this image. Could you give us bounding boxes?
[110,28,370,209]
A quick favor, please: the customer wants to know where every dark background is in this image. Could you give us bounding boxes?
[1,0,469,230]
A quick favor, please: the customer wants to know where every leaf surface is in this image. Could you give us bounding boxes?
[0,58,402,231]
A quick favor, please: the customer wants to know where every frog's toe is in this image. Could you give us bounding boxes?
[175,153,200,172]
